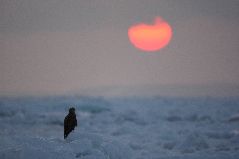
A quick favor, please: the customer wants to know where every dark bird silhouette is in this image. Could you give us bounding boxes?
[64,107,77,139]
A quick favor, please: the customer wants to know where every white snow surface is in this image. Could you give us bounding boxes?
[0,96,239,159]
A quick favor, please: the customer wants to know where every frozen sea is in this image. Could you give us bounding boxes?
[0,96,239,159]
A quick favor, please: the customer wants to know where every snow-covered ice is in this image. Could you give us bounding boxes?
[0,96,239,159]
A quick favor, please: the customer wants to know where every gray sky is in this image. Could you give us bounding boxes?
[1,0,239,96]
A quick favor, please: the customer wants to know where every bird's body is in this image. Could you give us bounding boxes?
[64,108,77,139]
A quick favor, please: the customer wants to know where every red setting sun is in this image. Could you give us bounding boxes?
[128,17,172,52]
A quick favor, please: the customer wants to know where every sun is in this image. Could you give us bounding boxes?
[128,17,172,52]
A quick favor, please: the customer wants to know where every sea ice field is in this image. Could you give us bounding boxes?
[0,96,239,159]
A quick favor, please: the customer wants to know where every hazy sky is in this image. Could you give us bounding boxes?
[1,0,239,96]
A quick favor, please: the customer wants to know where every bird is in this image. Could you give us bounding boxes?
[64,107,77,139]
